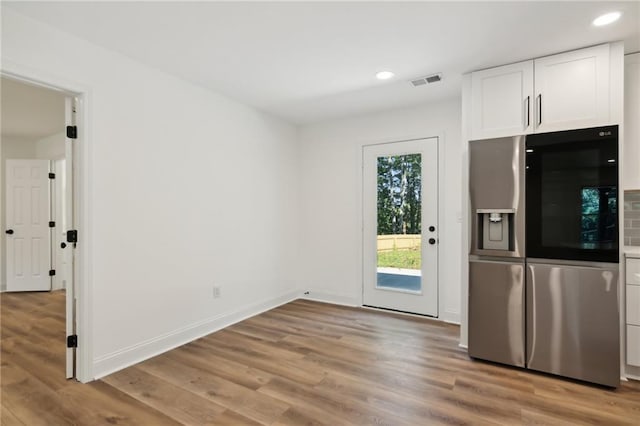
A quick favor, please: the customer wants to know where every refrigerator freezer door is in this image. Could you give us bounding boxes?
[526,261,620,387]
[469,259,525,367]
[469,136,525,258]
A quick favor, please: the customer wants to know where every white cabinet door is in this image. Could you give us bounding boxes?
[624,53,640,190]
[470,60,534,140]
[628,285,640,326]
[534,44,611,133]
[628,325,640,366]
[627,258,640,285]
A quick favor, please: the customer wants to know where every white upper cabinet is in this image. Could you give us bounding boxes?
[469,44,613,140]
[471,61,534,140]
[624,53,640,190]
[534,44,610,133]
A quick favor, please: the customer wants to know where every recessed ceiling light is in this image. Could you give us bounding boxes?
[593,11,621,27]
[376,71,395,80]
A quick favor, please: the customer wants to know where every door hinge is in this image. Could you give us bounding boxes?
[66,125,78,139]
[67,335,78,348]
[49,221,55,228]
[49,172,56,179]
[66,230,78,243]
[49,269,56,276]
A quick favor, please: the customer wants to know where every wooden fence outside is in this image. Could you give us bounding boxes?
[377,234,421,252]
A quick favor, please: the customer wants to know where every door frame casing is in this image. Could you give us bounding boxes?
[358,134,446,319]
[1,60,93,383]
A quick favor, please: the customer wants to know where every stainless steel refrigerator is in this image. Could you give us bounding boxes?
[468,126,620,387]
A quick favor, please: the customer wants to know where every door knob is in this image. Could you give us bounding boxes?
[428,238,436,245]
[5,229,13,235]
[61,242,67,249]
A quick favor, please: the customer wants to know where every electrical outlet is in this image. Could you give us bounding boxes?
[212,285,221,299]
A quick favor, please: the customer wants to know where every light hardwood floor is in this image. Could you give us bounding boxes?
[2,291,640,425]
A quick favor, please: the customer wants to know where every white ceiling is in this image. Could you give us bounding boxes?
[4,1,640,125]
[1,77,66,140]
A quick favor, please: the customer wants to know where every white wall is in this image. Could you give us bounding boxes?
[2,8,300,379]
[297,99,463,323]
[36,131,65,159]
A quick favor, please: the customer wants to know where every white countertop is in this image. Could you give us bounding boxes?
[624,246,640,259]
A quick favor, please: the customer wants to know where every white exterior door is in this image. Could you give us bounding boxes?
[363,138,439,317]
[5,159,52,292]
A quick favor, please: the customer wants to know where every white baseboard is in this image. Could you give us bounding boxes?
[458,343,468,349]
[301,291,360,307]
[440,309,461,325]
[92,289,301,380]
[303,291,462,327]
[624,364,640,381]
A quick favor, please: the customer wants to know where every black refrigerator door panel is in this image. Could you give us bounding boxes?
[525,126,618,262]
[469,259,525,367]
[526,261,620,387]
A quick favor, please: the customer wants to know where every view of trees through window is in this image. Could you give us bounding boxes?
[377,154,422,235]
[377,154,422,270]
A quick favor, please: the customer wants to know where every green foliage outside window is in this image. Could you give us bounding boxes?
[377,154,422,236]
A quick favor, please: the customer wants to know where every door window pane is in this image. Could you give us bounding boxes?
[376,154,422,292]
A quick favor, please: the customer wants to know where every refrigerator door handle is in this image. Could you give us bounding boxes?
[525,264,535,367]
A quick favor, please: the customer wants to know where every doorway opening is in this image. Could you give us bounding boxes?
[1,75,80,379]
[362,138,439,317]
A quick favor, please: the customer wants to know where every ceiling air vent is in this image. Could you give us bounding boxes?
[410,73,442,87]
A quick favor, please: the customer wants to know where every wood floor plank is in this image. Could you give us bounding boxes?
[57,381,182,425]
[0,404,25,426]
[191,334,327,386]
[272,407,331,426]
[163,340,275,390]
[101,366,229,425]
[1,362,91,426]
[135,353,290,425]
[229,321,290,343]
[312,373,488,426]
[3,292,640,425]
[258,377,376,426]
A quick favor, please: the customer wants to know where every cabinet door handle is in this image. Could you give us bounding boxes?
[536,94,542,126]
[525,96,530,129]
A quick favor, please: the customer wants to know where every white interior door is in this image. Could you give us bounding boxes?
[5,159,52,292]
[64,96,77,379]
[363,138,439,317]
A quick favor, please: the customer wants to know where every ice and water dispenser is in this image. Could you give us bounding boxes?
[477,209,515,251]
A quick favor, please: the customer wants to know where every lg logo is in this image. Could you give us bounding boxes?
[599,131,612,136]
